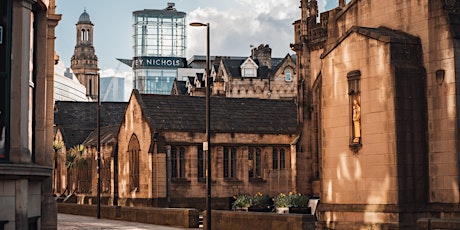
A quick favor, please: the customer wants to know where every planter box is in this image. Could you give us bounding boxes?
[248,206,271,212]
[275,207,289,214]
[234,207,248,212]
[289,207,311,214]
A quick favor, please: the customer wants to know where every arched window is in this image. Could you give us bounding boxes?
[128,134,140,191]
[80,29,85,41]
[285,69,292,81]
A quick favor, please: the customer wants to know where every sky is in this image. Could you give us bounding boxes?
[54,0,341,98]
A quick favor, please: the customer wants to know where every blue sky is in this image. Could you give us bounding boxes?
[55,0,340,78]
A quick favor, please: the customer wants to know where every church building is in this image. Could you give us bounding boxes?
[116,90,300,209]
[293,0,460,228]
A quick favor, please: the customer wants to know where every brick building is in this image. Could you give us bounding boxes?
[293,0,460,228]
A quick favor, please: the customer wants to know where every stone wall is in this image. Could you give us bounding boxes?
[57,203,200,228]
[202,210,316,230]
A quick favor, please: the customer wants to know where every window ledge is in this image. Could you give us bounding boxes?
[171,178,191,184]
[249,178,266,183]
[198,178,217,184]
[224,178,243,183]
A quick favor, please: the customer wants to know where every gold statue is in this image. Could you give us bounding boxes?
[352,99,361,143]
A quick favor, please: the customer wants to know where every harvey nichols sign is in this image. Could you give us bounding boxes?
[132,56,186,69]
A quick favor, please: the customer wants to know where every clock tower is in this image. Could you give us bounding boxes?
[71,9,99,100]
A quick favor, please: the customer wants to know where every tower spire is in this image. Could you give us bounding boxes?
[71,9,99,101]
[309,0,318,18]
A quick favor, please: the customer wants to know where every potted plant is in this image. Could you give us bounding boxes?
[274,192,311,214]
[248,192,272,212]
[274,193,291,213]
[232,194,252,211]
[289,193,311,214]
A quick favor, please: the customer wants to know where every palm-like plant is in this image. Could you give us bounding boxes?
[52,140,64,194]
[66,144,87,195]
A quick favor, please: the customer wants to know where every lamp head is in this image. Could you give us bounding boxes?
[189,22,208,27]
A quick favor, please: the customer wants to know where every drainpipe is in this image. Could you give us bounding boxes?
[152,133,158,207]
[166,145,171,207]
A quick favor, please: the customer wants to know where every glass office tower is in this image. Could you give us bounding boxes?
[132,3,187,94]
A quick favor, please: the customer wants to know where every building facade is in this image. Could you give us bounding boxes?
[116,91,299,209]
[71,9,99,101]
[174,45,298,100]
[53,101,127,206]
[0,0,61,229]
[131,3,187,94]
[53,91,300,210]
[213,45,297,100]
[54,62,89,102]
[100,76,125,102]
[293,0,460,228]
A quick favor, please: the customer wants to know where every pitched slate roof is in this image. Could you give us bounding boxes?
[84,125,120,147]
[171,80,187,95]
[135,91,298,134]
[222,57,285,79]
[54,101,127,149]
[272,54,296,75]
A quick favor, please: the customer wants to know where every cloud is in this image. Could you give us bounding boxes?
[187,0,300,59]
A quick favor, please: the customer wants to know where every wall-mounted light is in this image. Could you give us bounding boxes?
[436,69,445,85]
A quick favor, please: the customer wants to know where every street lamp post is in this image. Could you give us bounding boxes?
[190,22,211,229]
[97,73,101,219]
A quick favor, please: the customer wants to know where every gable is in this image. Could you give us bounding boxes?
[321,26,421,59]
[273,54,296,81]
[240,58,259,78]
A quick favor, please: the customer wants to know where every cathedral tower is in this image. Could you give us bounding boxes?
[71,9,99,100]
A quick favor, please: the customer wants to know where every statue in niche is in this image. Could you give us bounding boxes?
[352,98,361,143]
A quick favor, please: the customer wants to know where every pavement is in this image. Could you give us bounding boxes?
[58,213,202,230]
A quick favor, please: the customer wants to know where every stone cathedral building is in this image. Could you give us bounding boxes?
[293,0,460,228]
[71,9,99,101]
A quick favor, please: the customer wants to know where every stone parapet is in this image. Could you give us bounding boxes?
[417,218,460,230]
[203,210,316,230]
[57,203,199,228]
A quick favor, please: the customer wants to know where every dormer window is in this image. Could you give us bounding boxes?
[285,69,292,81]
[240,57,259,78]
[243,68,256,77]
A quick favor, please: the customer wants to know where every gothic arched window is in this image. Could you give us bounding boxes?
[128,134,140,191]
